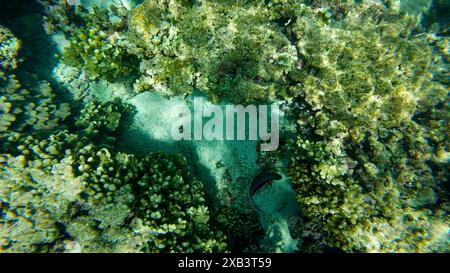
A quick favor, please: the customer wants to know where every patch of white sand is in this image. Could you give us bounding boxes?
[119,90,300,252]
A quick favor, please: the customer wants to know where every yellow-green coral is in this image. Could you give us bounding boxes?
[285,2,449,252]
[0,27,70,134]
[0,151,83,252]
[62,22,140,81]
[75,97,135,137]
[0,75,71,133]
[0,26,21,80]
[130,0,299,103]
[0,100,227,252]
[65,146,227,253]
[0,130,227,252]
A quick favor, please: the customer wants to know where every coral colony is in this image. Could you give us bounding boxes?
[0,0,449,253]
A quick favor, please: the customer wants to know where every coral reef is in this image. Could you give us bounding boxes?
[64,145,227,253]
[0,26,21,80]
[38,0,79,34]
[1,0,448,253]
[1,10,227,253]
[129,0,299,103]
[0,27,71,135]
[0,110,227,253]
[53,64,93,101]
[284,2,449,252]
[75,97,135,137]
[53,0,301,102]
[212,206,264,253]
[0,142,84,252]
[0,20,226,251]
[0,75,71,134]
[61,21,139,81]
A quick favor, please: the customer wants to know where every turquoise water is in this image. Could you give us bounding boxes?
[0,0,448,253]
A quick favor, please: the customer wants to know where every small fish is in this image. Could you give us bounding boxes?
[249,170,282,198]
[249,170,283,220]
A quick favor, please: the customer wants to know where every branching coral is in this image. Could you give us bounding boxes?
[130,0,299,103]
[38,0,79,34]
[59,5,140,81]
[0,151,83,252]
[0,27,70,134]
[0,75,71,134]
[75,97,136,138]
[284,2,449,252]
[0,26,21,80]
[1,9,226,252]
[61,22,140,81]
[3,0,448,253]
[0,101,227,253]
